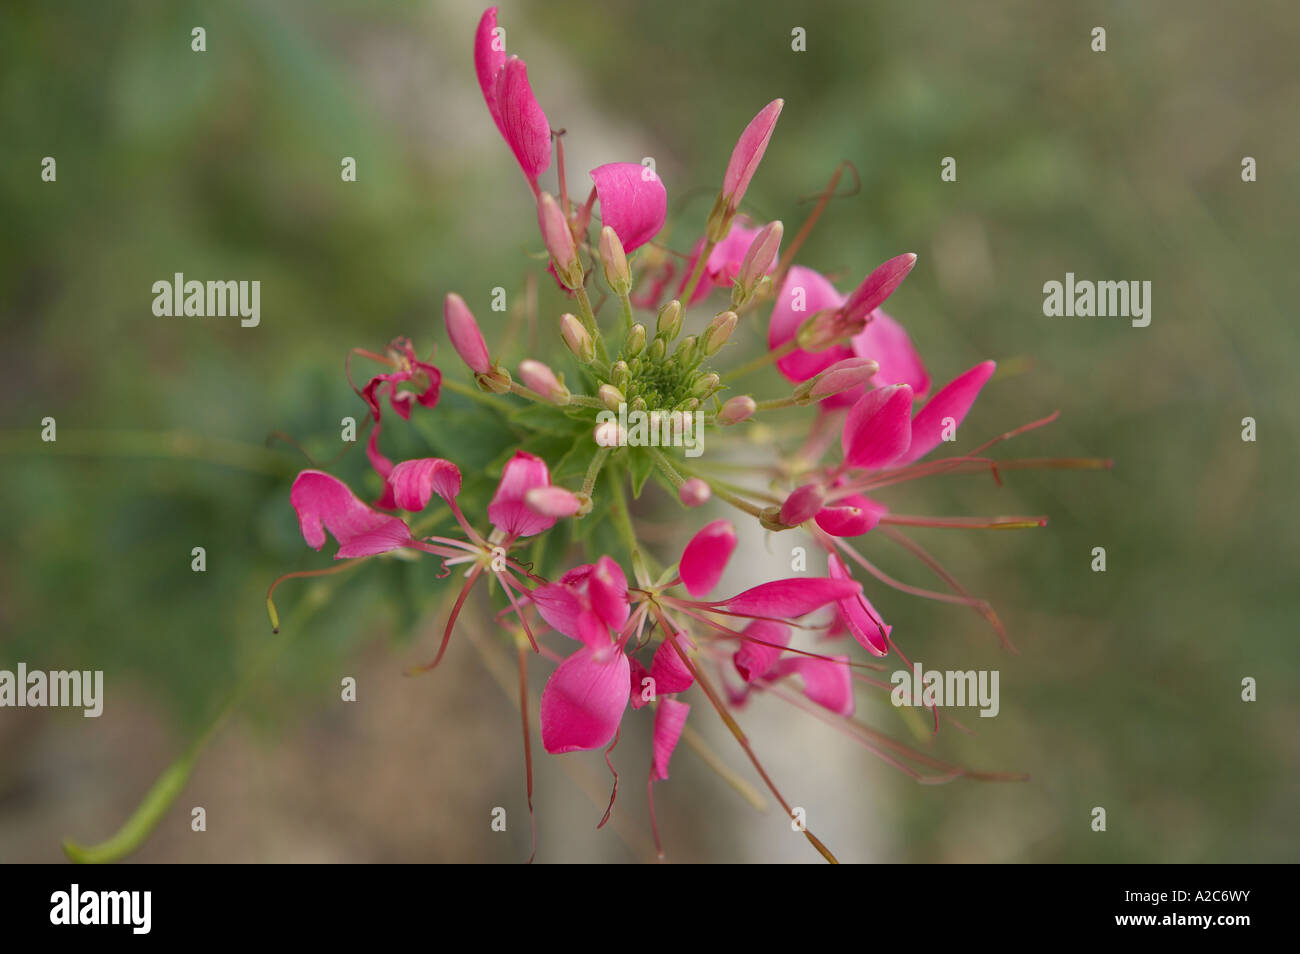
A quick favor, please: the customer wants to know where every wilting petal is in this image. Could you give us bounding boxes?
[290,470,411,558]
[496,56,551,183]
[849,309,929,398]
[783,655,855,716]
[587,555,630,631]
[814,494,888,537]
[827,553,890,655]
[899,360,996,464]
[841,253,917,325]
[768,266,853,382]
[732,619,791,683]
[842,384,913,469]
[590,162,667,253]
[718,577,860,619]
[488,450,555,538]
[540,648,631,754]
[679,519,736,597]
[651,698,691,781]
[387,457,462,512]
[474,7,508,137]
[650,632,694,695]
[723,99,783,208]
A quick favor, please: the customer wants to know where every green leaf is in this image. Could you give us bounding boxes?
[627,447,655,498]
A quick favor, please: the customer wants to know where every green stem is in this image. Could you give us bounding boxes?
[679,239,715,306]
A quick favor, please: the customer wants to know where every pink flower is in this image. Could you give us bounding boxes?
[676,223,776,305]
[350,338,441,509]
[490,451,566,539]
[589,162,667,253]
[474,7,551,192]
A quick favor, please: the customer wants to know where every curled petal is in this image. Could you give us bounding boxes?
[387,457,462,512]
[540,648,631,754]
[590,162,667,253]
[779,655,855,716]
[899,360,996,464]
[842,383,913,469]
[814,494,888,537]
[718,577,861,619]
[488,450,555,538]
[290,470,411,558]
[496,56,551,183]
[732,619,791,683]
[768,266,853,382]
[651,698,691,781]
[679,519,736,597]
[828,553,890,655]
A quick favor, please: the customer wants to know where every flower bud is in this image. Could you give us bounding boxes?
[794,357,879,403]
[444,293,491,374]
[708,99,783,241]
[703,311,738,356]
[778,483,825,526]
[519,359,570,405]
[611,360,630,391]
[656,299,683,340]
[598,383,625,411]
[794,309,845,352]
[525,485,583,518]
[674,397,700,413]
[538,191,583,289]
[647,337,666,361]
[476,365,513,394]
[678,478,711,508]
[674,334,698,367]
[594,419,623,447]
[840,252,917,327]
[560,313,594,362]
[626,323,647,357]
[599,226,631,296]
[692,372,721,398]
[732,221,782,306]
[718,395,756,425]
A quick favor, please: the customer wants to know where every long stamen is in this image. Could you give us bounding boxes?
[880,513,1048,530]
[597,728,621,829]
[649,605,840,863]
[266,560,365,633]
[498,570,541,653]
[517,640,536,864]
[406,563,485,675]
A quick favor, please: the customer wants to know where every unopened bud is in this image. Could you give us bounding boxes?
[519,359,570,405]
[794,357,879,403]
[598,383,625,411]
[647,337,666,361]
[444,293,491,374]
[611,360,630,391]
[560,313,595,362]
[703,311,738,356]
[626,323,647,357]
[678,478,711,508]
[718,395,756,425]
[794,309,845,352]
[594,419,623,447]
[538,192,583,289]
[476,365,512,394]
[656,300,683,340]
[674,334,698,367]
[778,483,825,526]
[732,221,782,306]
[525,486,583,519]
[692,372,721,398]
[599,226,631,296]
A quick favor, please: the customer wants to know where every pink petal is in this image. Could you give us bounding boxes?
[629,658,653,710]
[898,360,996,464]
[675,225,767,305]
[290,470,411,558]
[587,555,630,631]
[387,457,462,512]
[842,383,913,469]
[444,293,491,374]
[785,655,855,716]
[651,698,691,781]
[779,483,826,526]
[496,56,551,183]
[590,162,667,253]
[827,553,890,655]
[540,647,631,754]
[650,632,694,695]
[679,519,737,598]
[849,309,930,398]
[488,450,555,538]
[723,99,783,206]
[718,577,861,619]
[767,266,853,382]
[732,619,791,683]
[530,582,587,640]
[841,253,917,325]
[814,494,888,537]
[474,7,508,138]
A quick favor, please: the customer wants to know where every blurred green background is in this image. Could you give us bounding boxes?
[2,0,1297,862]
